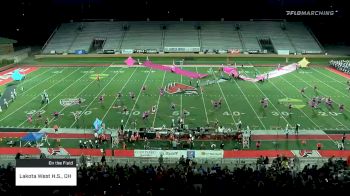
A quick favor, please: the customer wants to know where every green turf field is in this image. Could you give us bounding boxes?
[0,65,349,131]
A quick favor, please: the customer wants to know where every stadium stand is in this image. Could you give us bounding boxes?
[200,21,243,51]
[163,21,200,52]
[42,21,324,54]
[120,21,163,51]
[102,22,124,52]
[42,23,80,54]
[68,22,109,53]
[285,22,323,54]
[1,155,349,194]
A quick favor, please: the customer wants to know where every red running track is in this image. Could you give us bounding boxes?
[325,67,350,79]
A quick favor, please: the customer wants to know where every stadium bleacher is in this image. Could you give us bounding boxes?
[1,155,349,194]
[121,21,163,51]
[42,21,324,54]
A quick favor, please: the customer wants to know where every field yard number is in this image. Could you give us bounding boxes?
[112,71,125,73]
[223,111,241,116]
[25,109,46,115]
[121,111,140,116]
[172,111,190,116]
[143,70,155,73]
[52,71,63,74]
[70,111,92,116]
[271,111,290,116]
[82,71,95,74]
[318,111,342,117]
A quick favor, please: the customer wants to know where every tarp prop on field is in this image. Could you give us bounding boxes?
[223,67,239,77]
[223,63,298,82]
[11,69,24,81]
[141,60,208,79]
[20,132,44,147]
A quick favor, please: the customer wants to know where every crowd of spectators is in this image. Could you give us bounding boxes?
[330,60,350,74]
[1,155,349,195]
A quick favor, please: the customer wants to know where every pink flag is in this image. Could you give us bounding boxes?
[124,57,136,66]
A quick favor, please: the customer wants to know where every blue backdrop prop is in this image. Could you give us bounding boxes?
[11,69,24,81]
[93,118,102,130]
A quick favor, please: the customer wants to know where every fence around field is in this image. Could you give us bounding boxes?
[0,154,330,171]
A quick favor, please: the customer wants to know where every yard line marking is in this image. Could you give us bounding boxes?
[69,67,122,128]
[231,80,267,129]
[195,67,209,125]
[313,68,349,88]
[102,67,139,121]
[125,70,152,128]
[152,71,167,127]
[244,66,290,125]
[0,68,74,122]
[17,67,86,127]
[17,68,54,91]
[291,72,350,130]
[270,77,321,129]
[310,68,350,97]
[12,68,56,96]
[180,74,183,114]
[211,67,237,128]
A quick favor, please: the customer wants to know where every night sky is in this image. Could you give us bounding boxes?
[0,0,348,45]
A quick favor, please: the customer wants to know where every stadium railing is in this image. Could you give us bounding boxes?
[0,155,330,172]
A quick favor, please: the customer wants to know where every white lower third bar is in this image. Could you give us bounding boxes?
[16,167,77,186]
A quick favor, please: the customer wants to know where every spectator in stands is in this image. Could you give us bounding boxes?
[158,154,164,166]
[1,154,350,195]
[79,153,86,167]
[15,152,21,160]
[101,152,106,165]
[179,155,185,166]
[317,142,322,150]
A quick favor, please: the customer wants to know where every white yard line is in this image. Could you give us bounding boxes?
[313,68,350,88]
[152,71,167,127]
[309,68,350,97]
[230,76,267,130]
[243,66,290,126]
[279,74,339,145]
[269,77,321,129]
[48,67,112,125]
[195,67,209,125]
[124,70,152,128]
[291,72,350,130]
[180,74,183,114]
[102,67,139,121]
[0,68,79,122]
[211,67,237,128]
[68,67,123,128]
[17,68,54,90]
[17,67,89,127]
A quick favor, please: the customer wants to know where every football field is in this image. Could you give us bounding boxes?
[0,65,349,132]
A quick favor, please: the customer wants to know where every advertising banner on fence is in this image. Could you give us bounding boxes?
[187,150,224,159]
[134,150,187,158]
